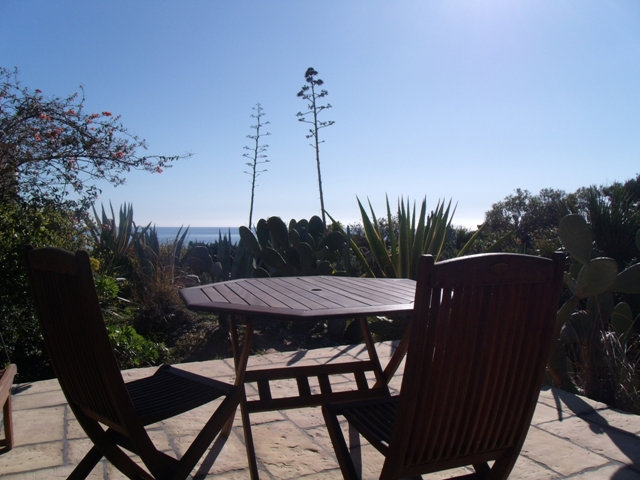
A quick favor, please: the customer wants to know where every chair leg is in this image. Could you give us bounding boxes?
[68,446,103,480]
[99,442,156,480]
[240,395,260,480]
[322,404,360,480]
[222,411,235,436]
[473,462,490,474]
[348,422,364,478]
[484,451,519,480]
[75,417,156,480]
[172,392,241,480]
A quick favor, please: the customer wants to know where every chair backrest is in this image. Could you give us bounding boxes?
[25,247,139,434]
[386,253,563,477]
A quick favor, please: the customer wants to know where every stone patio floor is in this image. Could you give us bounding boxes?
[1,341,639,479]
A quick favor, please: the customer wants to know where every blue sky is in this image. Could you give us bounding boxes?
[2,1,639,229]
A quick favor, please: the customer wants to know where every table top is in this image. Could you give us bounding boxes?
[180,275,416,319]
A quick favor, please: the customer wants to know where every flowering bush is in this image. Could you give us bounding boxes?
[0,66,187,209]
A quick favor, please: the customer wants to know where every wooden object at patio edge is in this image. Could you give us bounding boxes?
[0,363,17,451]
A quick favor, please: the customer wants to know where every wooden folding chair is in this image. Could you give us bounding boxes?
[25,246,250,479]
[323,253,564,479]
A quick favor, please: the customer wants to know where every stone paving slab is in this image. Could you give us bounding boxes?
[1,341,639,479]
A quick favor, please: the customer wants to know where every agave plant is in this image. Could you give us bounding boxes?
[334,196,483,279]
[89,202,149,275]
[132,225,189,286]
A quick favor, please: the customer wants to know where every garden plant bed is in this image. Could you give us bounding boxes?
[172,314,409,363]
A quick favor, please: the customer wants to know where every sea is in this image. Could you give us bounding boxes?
[154,226,240,245]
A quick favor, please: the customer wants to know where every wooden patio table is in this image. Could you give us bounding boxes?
[179,275,416,479]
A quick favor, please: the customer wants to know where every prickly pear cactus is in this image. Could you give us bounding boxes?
[549,214,640,402]
[239,215,346,277]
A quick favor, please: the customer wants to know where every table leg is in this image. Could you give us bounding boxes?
[357,317,389,390]
[228,315,261,480]
[381,326,410,385]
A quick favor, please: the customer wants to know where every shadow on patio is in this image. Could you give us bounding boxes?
[1,342,639,479]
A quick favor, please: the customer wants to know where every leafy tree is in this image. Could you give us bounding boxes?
[585,183,640,269]
[604,173,640,206]
[0,66,186,210]
[483,188,570,254]
[243,103,270,229]
[0,67,187,380]
[297,67,334,227]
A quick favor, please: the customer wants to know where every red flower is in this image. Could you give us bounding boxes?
[102,111,112,116]
[86,113,99,123]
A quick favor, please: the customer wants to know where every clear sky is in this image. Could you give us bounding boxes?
[2,0,639,229]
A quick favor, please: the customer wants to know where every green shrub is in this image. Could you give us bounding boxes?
[107,324,168,369]
[0,200,87,380]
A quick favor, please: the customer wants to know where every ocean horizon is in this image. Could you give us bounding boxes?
[155,226,240,245]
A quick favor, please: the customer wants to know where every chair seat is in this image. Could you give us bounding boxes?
[127,365,234,425]
[332,396,398,454]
